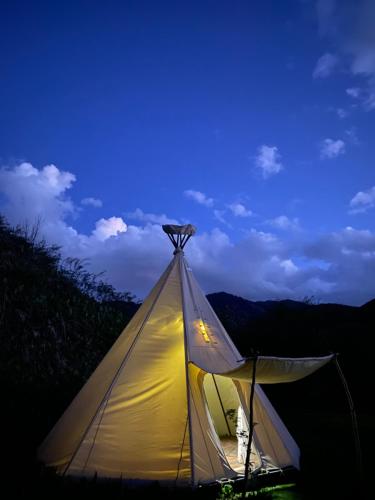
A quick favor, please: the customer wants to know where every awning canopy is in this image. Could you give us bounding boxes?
[206,354,334,384]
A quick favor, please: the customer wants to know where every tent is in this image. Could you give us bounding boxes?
[38,224,332,485]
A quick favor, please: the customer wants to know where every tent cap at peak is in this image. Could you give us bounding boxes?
[162,224,196,236]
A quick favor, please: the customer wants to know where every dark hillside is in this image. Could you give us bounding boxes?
[208,291,365,357]
[361,297,375,316]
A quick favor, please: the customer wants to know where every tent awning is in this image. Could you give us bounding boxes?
[206,354,334,384]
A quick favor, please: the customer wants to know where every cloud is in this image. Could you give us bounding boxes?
[255,145,283,179]
[364,92,375,111]
[349,186,375,213]
[279,258,299,275]
[346,86,375,111]
[228,203,252,217]
[266,215,300,231]
[213,209,230,226]
[336,108,348,118]
[92,217,127,241]
[303,227,375,303]
[184,189,214,207]
[344,127,359,145]
[346,87,361,98]
[1,162,375,305]
[81,197,103,208]
[313,52,339,78]
[125,208,179,225]
[347,2,375,79]
[320,138,346,159]
[0,162,76,228]
[316,1,375,111]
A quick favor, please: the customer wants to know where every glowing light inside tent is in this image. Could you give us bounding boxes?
[198,321,210,343]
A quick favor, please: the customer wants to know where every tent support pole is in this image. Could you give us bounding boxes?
[212,374,232,437]
[179,254,196,487]
[334,355,363,485]
[242,355,257,499]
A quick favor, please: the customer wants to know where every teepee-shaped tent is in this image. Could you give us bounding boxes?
[38,224,332,485]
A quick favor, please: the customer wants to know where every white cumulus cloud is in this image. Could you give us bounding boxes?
[349,186,375,213]
[346,87,361,98]
[81,197,103,208]
[0,162,76,229]
[92,217,127,241]
[184,189,214,207]
[228,203,252,217]
[320,138,346,159]
[313,53,339,78]
[280,259,299,275]
[255,145,283,179]
[266,215,300,231]
[1,162,375,305]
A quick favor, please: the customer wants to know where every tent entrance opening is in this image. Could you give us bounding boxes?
[203,374,254,474]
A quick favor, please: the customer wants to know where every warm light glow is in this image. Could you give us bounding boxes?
[199,321,210,343]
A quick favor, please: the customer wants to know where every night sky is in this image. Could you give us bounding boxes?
[1,0,374,305]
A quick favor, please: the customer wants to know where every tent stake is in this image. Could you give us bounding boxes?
[242,355,257,499]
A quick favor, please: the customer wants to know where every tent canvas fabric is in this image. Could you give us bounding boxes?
[38,226,332,485]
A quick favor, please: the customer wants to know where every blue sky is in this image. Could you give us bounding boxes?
[1,0,374,305]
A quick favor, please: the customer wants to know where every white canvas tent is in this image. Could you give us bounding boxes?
[38,224,332,485]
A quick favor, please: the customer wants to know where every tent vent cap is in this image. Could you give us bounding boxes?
[162,224,196,252]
